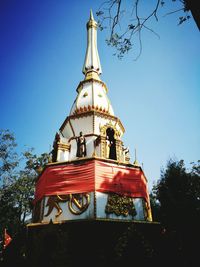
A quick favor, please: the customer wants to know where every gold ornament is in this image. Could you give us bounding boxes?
[44,193,90,218]
[105,193,137,217]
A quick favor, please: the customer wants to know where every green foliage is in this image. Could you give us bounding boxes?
[152,159,200,229]
[151,158,200,265]
[0,129,19,186]
[0,129,50,239]
[23,149,51,173]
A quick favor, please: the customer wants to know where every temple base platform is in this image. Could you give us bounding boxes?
[26,219,163,267]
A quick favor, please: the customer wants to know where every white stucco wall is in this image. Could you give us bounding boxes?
[69,139,77,161]
[62,121,74,139]
[57,150,69,162]
[84,136,96,157]
[76,83,93,109]
[71,116,93,136]
[94,116,108,134]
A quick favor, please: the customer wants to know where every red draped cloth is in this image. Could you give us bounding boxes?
[34,159,150,206]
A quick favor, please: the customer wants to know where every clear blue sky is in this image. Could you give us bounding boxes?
[0,0,199,190]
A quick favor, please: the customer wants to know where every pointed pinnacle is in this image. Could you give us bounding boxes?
[90,9,94,20]
[133,159,140,166]
[133,148,140,166]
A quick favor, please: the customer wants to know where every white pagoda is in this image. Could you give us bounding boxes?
[32,10,152,224]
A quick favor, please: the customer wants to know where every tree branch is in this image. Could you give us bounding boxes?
[97,0,195,59]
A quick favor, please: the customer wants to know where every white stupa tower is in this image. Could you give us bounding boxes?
[32,11,152,224]
[53,10,122,163]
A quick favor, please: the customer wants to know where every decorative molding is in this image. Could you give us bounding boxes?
[100,122,121,139]
[60,111,125,133]
[57,142,71,151]
[76,78,108,93]
[93,113,95,133]
[100,136,106,158]
[92,77,94,106]
[74,105,108,115]
[115,139,123,163]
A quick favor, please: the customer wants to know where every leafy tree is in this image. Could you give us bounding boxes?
[0,129,19,186]
[23,149,51,175]
[0,130,51,239]
[0,129,21,238]
[96,0,199,59]
[151,159,200,265]
[152,159,200,227]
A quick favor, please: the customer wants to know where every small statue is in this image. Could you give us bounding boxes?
[51,132,61,162]
[106,136,112,158]
[76,132,86,157]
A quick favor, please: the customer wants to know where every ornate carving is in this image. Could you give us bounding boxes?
[100,123,122,160]
[68,194,90,215]
[115,139,123,162]
[142,199,152,222]
[105,193,137,217]
[44,193,90,218]
[100,122,121,139]
[57,142,70,151]
[100,136,106,158]
[45,195,69,218]
[74,105,108,115]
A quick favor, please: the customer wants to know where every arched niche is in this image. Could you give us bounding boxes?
[100,122,122,160]
[106,127,117,160]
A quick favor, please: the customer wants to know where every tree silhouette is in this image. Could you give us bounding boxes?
[151,159,200,266]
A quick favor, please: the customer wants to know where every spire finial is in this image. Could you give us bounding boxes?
[133,148,140,166]
[82,10,102,80]
[90,9,94,20]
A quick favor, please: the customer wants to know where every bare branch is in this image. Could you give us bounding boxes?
[163,7,184,17]
[96,0,191,59]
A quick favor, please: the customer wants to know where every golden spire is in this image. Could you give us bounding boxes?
[82,10,102,80]
[133,148,140,166]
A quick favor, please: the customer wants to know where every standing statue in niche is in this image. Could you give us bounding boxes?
[106,136,112,158]
[106,128,117,160]
[76,132,87,157]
